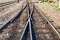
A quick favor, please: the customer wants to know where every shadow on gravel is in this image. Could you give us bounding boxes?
[32,25,36,40]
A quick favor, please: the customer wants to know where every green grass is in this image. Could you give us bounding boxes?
[43,2,60,13]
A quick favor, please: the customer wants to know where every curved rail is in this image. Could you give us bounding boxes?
[20,0,34,40]
[0,3,27,30]
[20,0,60,40]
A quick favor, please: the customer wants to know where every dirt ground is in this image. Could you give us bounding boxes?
[0,0,14,3]
[0,0,26,29]
[0,0,26,40]
[34,2,60,27]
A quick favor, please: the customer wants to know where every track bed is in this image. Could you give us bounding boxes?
[0,0,60,40]
[32,8,57,40]
[0,7,28,40]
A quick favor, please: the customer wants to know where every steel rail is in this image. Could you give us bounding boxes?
[27,0,34,40]
[35,7,60,36]
[20,1,30,40]
[20,19,29,40]
[28,0,34,40]
[38,9,60,36]
[30,0,60,39]
[34,4,60,37]
[20,0,60,40]
[30,0,60,37]
[27,0,34,21]
[20,0,34,40]
[0,3,27,30]
[29,18,33,40]
[26,0,30,17]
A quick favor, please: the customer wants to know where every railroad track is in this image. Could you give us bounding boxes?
[0,2,27,40]
[32,7,57,40]
[6,6,28,40]
[20,0,60,40]
[0,0,60,40]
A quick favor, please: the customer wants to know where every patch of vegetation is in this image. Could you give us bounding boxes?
[41,0,48,2]
[43,2,60,13]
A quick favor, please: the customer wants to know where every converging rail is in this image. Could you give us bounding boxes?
[34,3,60,39]
[20,0,33,40]
[20,0,60,40]
[0,3,27,30]
[0,1,27,40]
[0,0,60,40]
[37,8,60,38]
